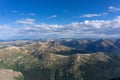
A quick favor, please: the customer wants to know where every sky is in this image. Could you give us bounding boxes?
[0,0,120,40]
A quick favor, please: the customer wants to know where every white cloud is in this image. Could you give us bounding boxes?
[0,25,19,39]
[47,15,57,19]
[17,16,120,38]
[16,18,35,25]
[80,14,101,18]
[80,12,107,18]
[108,6,120,12]
[1,16,120,39]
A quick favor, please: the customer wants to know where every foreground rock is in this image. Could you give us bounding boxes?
[0,69,23,80]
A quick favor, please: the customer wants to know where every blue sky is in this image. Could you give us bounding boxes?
[0,0,120,39]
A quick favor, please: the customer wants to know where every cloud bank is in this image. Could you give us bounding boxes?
[0,16,120,39]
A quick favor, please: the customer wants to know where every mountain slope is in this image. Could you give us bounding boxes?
[60,39,120,54]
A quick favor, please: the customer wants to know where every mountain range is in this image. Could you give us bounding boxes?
[0,39,120,80]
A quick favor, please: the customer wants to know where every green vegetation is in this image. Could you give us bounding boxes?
[15,75,24,80]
